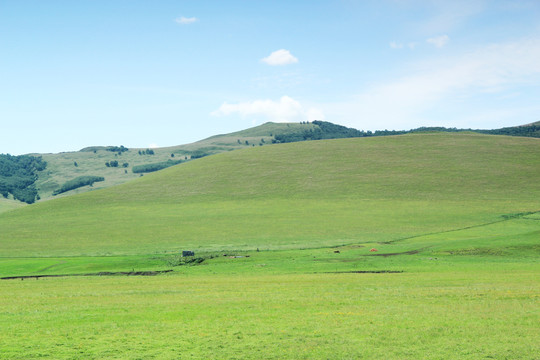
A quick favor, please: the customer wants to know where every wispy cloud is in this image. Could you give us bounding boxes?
[261,49,298,66]
[390,41,417,50]
[427,35,450,48]
[175,16,198,25]
[326,37,540,129]
[416,0,485,34]
[211,96,323,122]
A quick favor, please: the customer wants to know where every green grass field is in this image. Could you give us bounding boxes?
[0,197,25,214]
[1,133,539,359]
[1,265,538,359]
[28,122,311,202]
[2,133,539,257]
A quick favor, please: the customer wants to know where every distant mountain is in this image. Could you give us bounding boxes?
[0,120,538,209]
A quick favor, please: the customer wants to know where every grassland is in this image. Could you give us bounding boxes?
[1,133,538,258]
[4,120,537,207]
[28,122,314,203]
[1,265,538,359]
[0,132,539,359]
[0,197,25,213]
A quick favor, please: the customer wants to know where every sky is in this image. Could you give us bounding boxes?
[1,0,540,155]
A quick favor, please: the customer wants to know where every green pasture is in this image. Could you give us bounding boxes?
[31,122,301,202]
[1,133,539,358]
[1,133,539,257]
[0,198,25,214]
[1,266,538,359]
[2,211,539,359]
[1,211,538,278]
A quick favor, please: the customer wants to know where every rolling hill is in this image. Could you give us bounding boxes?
[0,132,538,257]
[1,120,538,210]
[2,131,539,360]
[24,122,317,203]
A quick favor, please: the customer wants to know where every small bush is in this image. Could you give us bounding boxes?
[53,176,105,195]
[106,145,128,153]
[189,150,210,159]
[132,160,183,174]
[138,149,155,155]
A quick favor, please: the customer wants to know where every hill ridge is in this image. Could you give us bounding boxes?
[1,120,539,207]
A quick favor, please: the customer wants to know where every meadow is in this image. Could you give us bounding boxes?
[0,133,539,359]
[27,122,308,202]
[1,263,538,359]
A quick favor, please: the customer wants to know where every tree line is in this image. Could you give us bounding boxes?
[106,145,128,153]
[272,121,366,143]
[53,176,105,196]
[132,159,184,173]
[271,121,540,144]
[0,154,47,204]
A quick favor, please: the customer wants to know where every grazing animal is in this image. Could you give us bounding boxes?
[370,248,378,252]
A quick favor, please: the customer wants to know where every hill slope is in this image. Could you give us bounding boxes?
[29,122,316,201]
[2,120,538,209]
[0,133,538,257]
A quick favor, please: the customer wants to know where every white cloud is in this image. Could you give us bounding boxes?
[211,96,324,122]
[427,35,450,48]
[325,37,540,130]
[390,41,417,50]
[407,42,417,50]
[261,49,298,66]
[148,143,159,149]
[417,1,485,34]
[175,16,198,25]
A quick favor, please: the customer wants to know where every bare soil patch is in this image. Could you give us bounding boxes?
[1,270,173,280]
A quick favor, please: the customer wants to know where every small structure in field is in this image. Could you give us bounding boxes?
[370,248,378,252]
[182,250,195,257]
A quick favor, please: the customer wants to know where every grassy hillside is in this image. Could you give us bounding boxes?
[4,120,537,207]
[29,122,315,202]
[2,132,539,359]
[0,197,26,213]
[1,132,538,257]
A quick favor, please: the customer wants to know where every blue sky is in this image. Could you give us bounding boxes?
[1,0,539,154]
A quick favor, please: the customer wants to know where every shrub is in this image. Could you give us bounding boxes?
[138,149,155,155]
[53,176,105,196]
[189,150,210,159]
[132,160,183,174]
[106,145,128,153]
